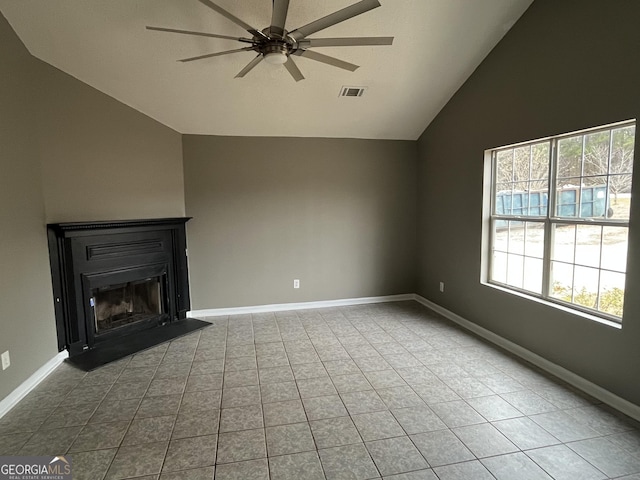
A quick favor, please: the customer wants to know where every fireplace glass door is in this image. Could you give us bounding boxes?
[91,275,164,335]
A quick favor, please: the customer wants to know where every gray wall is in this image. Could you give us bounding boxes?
[0,13,58,402]
[37,66,185,223]
[183,136,417,309]
[38,55,184,223]
[416,0,640,405]
[0,13,185,402]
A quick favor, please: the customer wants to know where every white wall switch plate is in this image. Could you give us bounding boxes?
[439,282,445,293]
[293,279,300,289]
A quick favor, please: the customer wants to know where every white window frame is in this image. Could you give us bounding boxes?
[482,120,635,326]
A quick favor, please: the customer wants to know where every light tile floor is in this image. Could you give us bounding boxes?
[1,301,640,479]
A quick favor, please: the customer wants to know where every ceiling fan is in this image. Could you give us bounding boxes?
[147,0,393,81]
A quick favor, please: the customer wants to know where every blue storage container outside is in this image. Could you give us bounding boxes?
[556,185,608,218]
[495,185,608,229]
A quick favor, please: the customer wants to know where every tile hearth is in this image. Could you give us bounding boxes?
[1,301,639,479]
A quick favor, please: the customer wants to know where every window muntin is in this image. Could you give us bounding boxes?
[488,121,635,322]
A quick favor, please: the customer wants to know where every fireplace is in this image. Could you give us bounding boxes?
[47,218,191,357]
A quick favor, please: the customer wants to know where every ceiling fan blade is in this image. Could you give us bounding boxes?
[197,0,268,39]
[289,0,380,41]
[270,0,290,38]
[294,49,359,71]
[284,57,305,82]
[235,54,263,78]
[179,46,254,63]
[299,36,393,47]
[146,26,253,43]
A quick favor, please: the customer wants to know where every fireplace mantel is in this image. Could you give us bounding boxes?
[47,217,191,356]
[48,217,191,232]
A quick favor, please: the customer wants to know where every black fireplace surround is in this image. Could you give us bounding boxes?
[47,218,191,357]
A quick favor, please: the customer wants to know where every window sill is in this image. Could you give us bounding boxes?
[481,281,623,330]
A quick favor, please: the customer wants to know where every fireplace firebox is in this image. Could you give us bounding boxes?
[47,218,191,357]
[92,274,165,335]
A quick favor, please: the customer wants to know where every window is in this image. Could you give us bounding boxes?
[486,120,635,322]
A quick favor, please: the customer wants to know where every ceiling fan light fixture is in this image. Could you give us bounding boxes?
[264,51,288,65]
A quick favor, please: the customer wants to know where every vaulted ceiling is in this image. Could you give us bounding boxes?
[1,0,533,140]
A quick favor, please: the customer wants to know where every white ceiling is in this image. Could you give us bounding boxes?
[1,0,533,140]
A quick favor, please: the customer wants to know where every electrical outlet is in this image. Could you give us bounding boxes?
[439,282,445,293]
[1,351,10,370]
[293,279,300,289]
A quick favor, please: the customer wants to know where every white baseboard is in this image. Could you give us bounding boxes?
[188,293,415,318]
[0,351,68,420]
[413,294,640,422]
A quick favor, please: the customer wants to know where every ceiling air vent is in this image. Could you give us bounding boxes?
[340,86,367,97]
